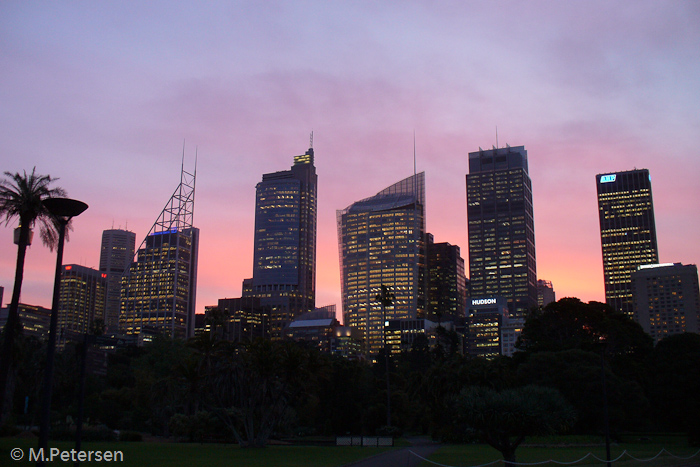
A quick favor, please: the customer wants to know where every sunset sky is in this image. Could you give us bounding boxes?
[1,1,699,319]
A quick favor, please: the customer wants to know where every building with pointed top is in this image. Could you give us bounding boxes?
[120,161,199,340]
[242,146,317,337]
[337,172,427,355]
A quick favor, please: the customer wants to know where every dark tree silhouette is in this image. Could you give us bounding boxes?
[0,168,66,426]
[456,385,576,467]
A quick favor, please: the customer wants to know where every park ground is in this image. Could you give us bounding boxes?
[0,434,698,467]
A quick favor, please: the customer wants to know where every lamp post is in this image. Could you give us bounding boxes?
[598,338,612,467]
[37,198,88,467]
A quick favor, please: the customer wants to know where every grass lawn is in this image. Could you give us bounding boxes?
[0,438,392,466]
[423,438,700,467]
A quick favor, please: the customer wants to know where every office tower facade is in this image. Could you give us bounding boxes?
[99,229,136,334]
[537,279,556,308]
[58,264,107,345]
[427,233,467,322]
[466,146,537,318]
[596,169,658,317]
[243,146,317,337]
[0,304,51,341]
[632,263,700,342]
[120,162,199,340]
[466,297,508,359]
[337,172,427,354]
[210,297,268,342]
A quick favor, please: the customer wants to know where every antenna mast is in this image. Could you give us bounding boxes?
[413,131,417,178]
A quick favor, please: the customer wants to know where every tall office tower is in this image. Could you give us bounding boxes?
[596,169,658,317]
[537,279,556,308]
[99,229,136,334]
[337,172,427,355]
[58,264,107,345]
[120,161,199,340]
[466,146,537,318]
[244,145,317,338]
[427,233,467,323]
[632,263,699,342]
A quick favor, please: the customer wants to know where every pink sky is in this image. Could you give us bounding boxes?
[1,1,699,319]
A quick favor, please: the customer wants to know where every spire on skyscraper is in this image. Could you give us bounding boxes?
[120,154,199,339]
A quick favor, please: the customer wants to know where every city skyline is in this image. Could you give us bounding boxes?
[1,2,699,319]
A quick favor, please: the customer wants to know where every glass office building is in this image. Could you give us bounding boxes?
[99,229,136,334]
[58,264,107,345]
[120,228,199,339]
[466,146,537,318]
[337,172,426,355]
[244,146,317,337]
[120,162,199,339]
[596,169,658,317]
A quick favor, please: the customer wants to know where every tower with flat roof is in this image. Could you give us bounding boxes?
[632,262,699,342]
[596,169,658,317]
[99,229,135,333]
[466,145,537,318]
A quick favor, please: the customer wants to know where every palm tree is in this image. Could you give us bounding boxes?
[0,167,66,425]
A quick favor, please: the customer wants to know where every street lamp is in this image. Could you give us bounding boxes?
[37,198,88,466]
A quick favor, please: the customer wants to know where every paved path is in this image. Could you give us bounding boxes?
[344,437,441,467]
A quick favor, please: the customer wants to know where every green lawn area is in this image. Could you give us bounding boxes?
[423,440,700,467]
[3,435,698,467]
[0,438,391,466]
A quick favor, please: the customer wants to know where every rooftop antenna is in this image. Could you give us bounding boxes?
[413,130,417,178]
[496,126,499,149]
[181,139,186,174]
[310,131,314,149]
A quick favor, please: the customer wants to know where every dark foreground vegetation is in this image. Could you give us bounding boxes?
[1,298,699,457]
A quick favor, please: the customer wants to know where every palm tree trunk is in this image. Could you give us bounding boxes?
[0,223,30,426]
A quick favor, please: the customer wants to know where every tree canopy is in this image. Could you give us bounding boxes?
[456,385,576,466]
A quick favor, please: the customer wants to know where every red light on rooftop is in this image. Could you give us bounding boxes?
[65,265,72,270]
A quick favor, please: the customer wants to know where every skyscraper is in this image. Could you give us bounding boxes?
[58,264,106,345]
[427,233,467,323]
[243,145,317,337]
[120,161,199,340]
[337,172,427,354]
[466,146,537,318]
[596,169,658,317]
[99,229,136,334]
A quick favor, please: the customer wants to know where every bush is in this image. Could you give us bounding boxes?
[50,425,117,442]
[118,430,142,442]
